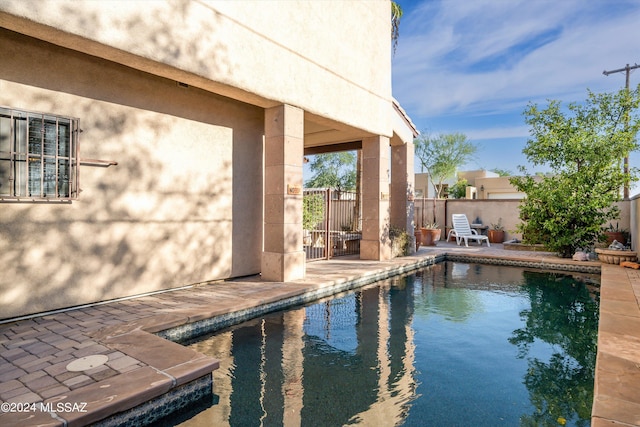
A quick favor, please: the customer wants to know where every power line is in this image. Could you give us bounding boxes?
[603,63,640,199]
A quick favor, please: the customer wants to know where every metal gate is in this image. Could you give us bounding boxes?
[303,188,361,260]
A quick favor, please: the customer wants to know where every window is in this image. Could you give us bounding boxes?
[0,107,79,201]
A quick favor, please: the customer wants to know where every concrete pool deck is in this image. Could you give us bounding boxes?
[0,242,637,426]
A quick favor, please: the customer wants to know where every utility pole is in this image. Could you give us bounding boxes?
[603,63,640,199]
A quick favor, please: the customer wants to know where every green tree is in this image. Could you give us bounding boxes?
[305,152,356,192]
[414,132,477,222]
[511,87,640,257]
[449,178,469,199]
[303,193,325,231]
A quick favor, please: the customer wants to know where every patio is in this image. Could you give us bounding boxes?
[0,242,637,426]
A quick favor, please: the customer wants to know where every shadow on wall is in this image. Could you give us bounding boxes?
[55,0,232,82]
[0,17,264,318]
[0,111,233,318]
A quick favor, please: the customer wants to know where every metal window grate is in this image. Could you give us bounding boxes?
[0,107,79,201]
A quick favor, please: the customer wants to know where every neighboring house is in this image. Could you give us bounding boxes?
[473,176,527,199]
[458,170,528,199]
[415,170,529,200]
[414,172,457,199]
[0,1,417,319]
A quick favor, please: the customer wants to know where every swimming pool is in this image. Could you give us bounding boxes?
[173,261,599,426]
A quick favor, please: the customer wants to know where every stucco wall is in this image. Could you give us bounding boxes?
[414,199,520,241]
[0,0,392,137]
[444,200,522,241]
[475,176,524,199]
[0,29,264,319]
[0,0,396,318]
[419,199,632,245]
[629,197,639,251]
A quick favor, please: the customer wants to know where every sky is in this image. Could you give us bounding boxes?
[392,0,640,191]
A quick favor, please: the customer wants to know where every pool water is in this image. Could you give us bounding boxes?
[173,262,599,426]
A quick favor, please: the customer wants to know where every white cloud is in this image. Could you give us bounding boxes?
[393,0,640,120]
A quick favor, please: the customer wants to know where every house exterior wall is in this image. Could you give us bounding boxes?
[0,0,392,137]
[474,176,525,199]
[0,29,264,318]
[416,171,529,200]
[457,170,499,183]
[414,173,456,199]
[0,1,394,318]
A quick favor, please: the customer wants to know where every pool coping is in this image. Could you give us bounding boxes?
[592,265,640,427]
[0,245,635,426]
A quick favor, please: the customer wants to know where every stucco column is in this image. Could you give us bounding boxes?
[262,104,305,282]
[360,135,391,260]
[390,142,416,253]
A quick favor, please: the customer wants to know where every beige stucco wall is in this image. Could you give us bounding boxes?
[414,199,520,240]
[0,29,264,318]
[444,200,522,241]
[0,1,396,318]
[631,196,640,251]
[474,177,519,199]
[613,200,631,238]
[0,0,392,138]
[457,170,498,183]
[430,199,631,244]
[414,173,431,198]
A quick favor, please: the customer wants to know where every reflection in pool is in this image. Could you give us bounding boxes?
[174,262,599,426]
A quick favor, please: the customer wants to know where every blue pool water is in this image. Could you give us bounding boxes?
[173,262,599,426]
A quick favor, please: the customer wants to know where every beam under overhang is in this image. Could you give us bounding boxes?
[304,141,362,155]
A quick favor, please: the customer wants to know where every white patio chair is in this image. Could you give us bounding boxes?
[449,214,490,247]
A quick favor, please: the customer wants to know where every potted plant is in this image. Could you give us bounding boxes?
[420,222,441,246]
[602,222,628,246]
[414,229,422,251]
[488,218,505,243]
